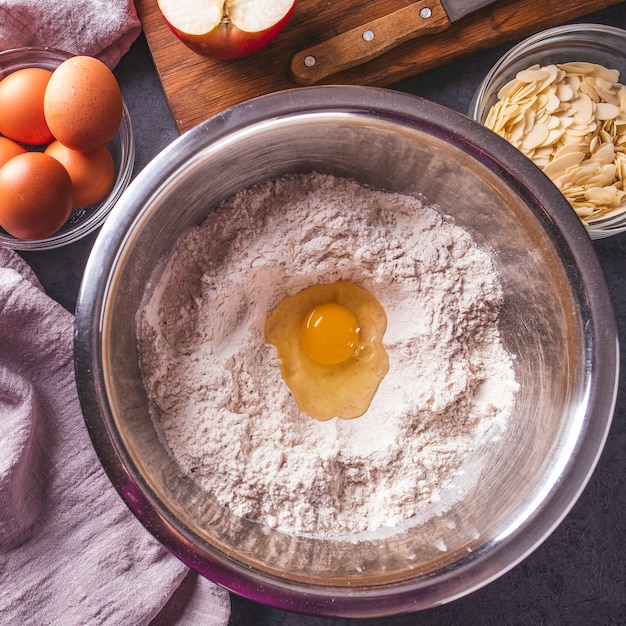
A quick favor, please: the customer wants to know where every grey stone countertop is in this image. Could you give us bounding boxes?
[19,4,626,625]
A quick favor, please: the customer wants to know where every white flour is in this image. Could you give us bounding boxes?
[139,173,518,538]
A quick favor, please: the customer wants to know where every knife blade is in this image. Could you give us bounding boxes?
[290,0,498,86]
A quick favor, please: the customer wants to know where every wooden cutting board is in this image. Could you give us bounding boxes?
[135,0,623,134]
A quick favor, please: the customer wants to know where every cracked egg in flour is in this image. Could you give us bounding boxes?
[265,280,389,420]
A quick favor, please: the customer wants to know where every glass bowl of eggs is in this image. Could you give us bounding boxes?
[0,46,134,250]
[74,87,617,617]
[468,23,626,239]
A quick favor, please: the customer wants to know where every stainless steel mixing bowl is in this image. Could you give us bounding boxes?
[74,86,619,617]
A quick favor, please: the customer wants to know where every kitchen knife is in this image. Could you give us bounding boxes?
[290,0,497,85]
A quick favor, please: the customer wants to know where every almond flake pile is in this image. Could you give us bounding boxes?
[485,62,626,225]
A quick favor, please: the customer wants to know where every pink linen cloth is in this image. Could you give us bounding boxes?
[0,0,142,68]
[0,248,231,623]
[1,4,231,622]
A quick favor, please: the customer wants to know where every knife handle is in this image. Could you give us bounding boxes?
[290,0,451,86]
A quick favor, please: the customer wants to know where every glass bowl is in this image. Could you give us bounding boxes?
[0,46,134,251]
[469,24,626,239]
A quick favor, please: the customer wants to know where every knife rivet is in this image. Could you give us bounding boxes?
[420,7,433,18]
[362,30,375,42]
[304,55,316,67]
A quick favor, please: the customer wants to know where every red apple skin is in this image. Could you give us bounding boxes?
[160,5,295,60]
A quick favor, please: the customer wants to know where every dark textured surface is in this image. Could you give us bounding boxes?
[20,4,626,624]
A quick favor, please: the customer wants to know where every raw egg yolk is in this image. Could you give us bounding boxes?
[265,280,389,421]
[300,303,360,365]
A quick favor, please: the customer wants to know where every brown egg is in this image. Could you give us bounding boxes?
[45,141,115,208]
[43,56,123,152]
[0,137,27,169]
[0,152,73,240]
[0,68,54,145]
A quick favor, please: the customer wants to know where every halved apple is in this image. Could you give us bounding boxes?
[157,0,296,60]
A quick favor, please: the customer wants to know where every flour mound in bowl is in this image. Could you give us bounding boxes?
[138,173,518,538]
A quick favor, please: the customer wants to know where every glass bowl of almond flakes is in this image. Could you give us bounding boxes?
[469,24,626,239]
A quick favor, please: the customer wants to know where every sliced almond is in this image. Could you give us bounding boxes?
[596,102,620,120]
[485,61,626,225]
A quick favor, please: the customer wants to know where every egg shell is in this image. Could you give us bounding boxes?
[45,141,115,208]
[0,152,73,240]
[0,137,27,169]
[43,56,123,152]
[0,67,54,145]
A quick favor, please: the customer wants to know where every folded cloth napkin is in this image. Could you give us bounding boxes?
[0,0,142,68]
[0,248,231,625]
